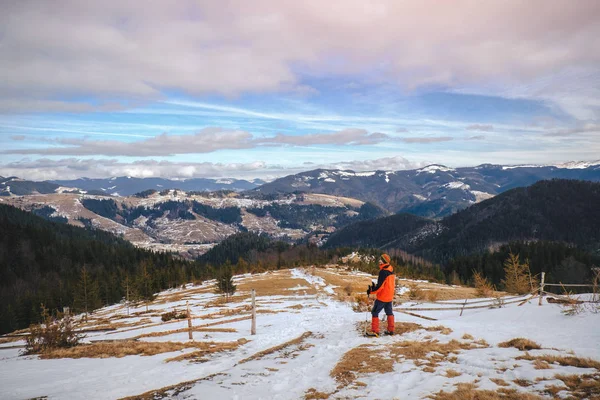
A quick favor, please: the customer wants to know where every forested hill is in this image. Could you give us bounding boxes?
[421,179,600,262]
[325,179,600,262]
[323,213,434,249]
[0,204,202,334]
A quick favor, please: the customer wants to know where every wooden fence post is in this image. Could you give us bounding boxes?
[459,298,468,316]
[538,272,545,306]
[187,301,193,341]
[251,289,256,335]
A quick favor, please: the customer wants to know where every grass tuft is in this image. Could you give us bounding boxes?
[498,338,541,351]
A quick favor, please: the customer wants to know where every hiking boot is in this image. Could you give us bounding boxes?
[383,330,394,336]
[365,331,379,337]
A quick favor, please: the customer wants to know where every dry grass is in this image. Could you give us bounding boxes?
[157,286,213,303]
[446,369,462,378]
[195,315,253,329]
[516,353,600,370]
[203,295,251,308]
[310,269,372,298]
[429,325,453,335]
[429,383,545,400]
[552,373,600,399]
[134,326,236,339]
[236,271,317,297]
[238,331,312,364]
[390,339,485,368]
[39,340,235,359]
[287,304,304,309]
[396,279,506,302]
[199,305,252,319]
[119,372,229,400]
[358,321,454,337]
[0,336,26,344]
[165,339,247,363]
[330,344,394,386]
[513,379,533,387]
[533,359,552,370]
[462,334,474,340]
[490,378,510,386]
[498,338,541,351]
[304,388,331,399]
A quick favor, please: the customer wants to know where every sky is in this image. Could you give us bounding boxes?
[1,0,599,181]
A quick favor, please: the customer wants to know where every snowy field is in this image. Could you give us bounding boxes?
[1,266,599,399]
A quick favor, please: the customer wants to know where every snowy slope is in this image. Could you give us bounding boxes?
[1,267,598,400]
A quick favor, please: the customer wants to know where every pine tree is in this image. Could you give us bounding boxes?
[501,252,536,295]
[215,265,236,301]
[73,266,102,320]
[137,260,155,312]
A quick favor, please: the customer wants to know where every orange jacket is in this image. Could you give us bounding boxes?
[371,263,395,302]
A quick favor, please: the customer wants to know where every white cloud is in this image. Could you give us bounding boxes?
[0,158,268,181]
[544,123,600,137]
[400,136,453,144]
[0,0,598,115]
[466,124,494,131]
[4,128,392,156]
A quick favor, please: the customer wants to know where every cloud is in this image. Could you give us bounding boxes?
[396,128,409,133]
[466,135,486,140]
[4,128,391,156]
[0,155,427,181]
[333,156,428,171]
[259,129,388,146]
[544,123,600,136]
[400,136,453,144]
[0,1,598,112]
[0,158,268,181]
[466,124,494,131]
[10,135,26,141]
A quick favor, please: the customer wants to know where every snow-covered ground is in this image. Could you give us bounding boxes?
[1,267,599,400]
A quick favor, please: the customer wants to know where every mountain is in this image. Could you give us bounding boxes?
[50,176,262,196]
[253,162,600,218]
[325,179,600,262]
[0,190,379,258]
[323,213,433,250]
[0,176,61,196]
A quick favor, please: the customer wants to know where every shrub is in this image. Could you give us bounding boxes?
[408,283,425,300]
[473,271,494,298]
[502,252,537,295]
[161,310,188,322]
[24,305,81,354]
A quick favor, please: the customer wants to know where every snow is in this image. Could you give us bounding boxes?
[443,181,470,190]
[503,160,600,170]
[323,178,336,183]
[1,268,599,400]
[417,165,455,174]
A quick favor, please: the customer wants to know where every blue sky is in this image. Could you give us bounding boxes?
[0,1,599,181]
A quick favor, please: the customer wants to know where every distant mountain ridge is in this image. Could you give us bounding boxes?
[2,160,600,219]
[51,176,265,196]
[254,162,600,217]
[0,176,265,197]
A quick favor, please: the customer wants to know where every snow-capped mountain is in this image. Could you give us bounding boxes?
[0,189,374,258]
[254,162,600,217]
[49,176,262,196]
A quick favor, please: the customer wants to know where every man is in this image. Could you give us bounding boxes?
[366,253,395,337]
